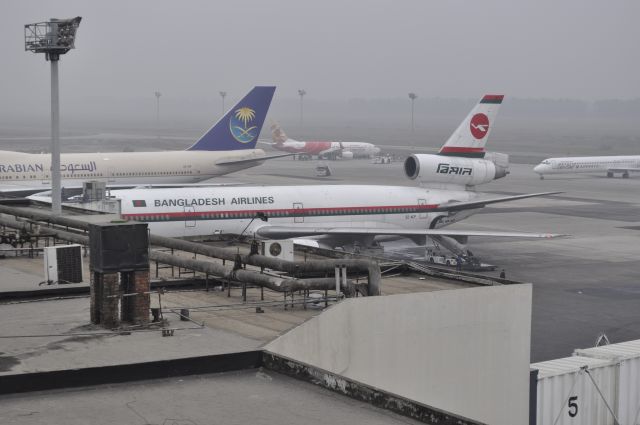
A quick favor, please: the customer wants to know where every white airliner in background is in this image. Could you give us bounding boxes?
[0,86,283,195]
[39,94,561,254]
[534,156,640,179]
[267,123,380,159]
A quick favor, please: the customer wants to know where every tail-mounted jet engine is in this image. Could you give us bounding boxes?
[404,153,509,186]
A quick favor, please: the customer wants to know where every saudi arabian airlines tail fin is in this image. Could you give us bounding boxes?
[438,94,504,158]
[187,86,276,151]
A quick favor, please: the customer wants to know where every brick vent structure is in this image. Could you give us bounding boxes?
[89,223,150,327]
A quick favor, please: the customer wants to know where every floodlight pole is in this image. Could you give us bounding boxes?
[219,91,227,115]
[408,92,417,133]
[50,59,61,214]
[25,17,81,216]
[298,89,306,125]
[154,91,161,127]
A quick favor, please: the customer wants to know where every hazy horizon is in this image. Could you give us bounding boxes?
[1,0,638,161]
[1,1,638,119]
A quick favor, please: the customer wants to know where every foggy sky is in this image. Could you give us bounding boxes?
[1,0,638,123]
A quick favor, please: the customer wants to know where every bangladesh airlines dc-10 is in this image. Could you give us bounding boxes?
[67,94,562,254]
[0,86,287,196]
[534,155,640,179]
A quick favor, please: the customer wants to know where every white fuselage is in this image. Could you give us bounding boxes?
[340,142,381,157]
[273,139,380,158]
[112,185,478,238]
[0,149,268,189]
[533,156,640,176]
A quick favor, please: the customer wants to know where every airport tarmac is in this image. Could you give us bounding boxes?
[215,157,640,362]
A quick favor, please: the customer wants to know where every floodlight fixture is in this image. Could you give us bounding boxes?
[25,17,82,61]
[24,16,82,215]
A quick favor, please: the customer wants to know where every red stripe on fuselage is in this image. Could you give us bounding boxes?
[278,141,333,155]
[122,203,439,219]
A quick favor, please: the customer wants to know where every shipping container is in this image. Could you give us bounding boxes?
[575,339,640,425]
[532,356,618,425]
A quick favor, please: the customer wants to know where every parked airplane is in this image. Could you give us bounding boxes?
[0,86,282,196]
[268,123,380,159]
[107,185,558,246]
[46,94,560,254]
[533,156,640,179]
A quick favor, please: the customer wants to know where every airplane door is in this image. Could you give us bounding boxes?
[418,198,427,219]
[107,167,116,183]
[293,203,304,223]
[184,207,196,228]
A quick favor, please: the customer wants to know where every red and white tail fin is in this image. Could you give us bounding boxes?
[270,122,288,144]
[438,94,504,158]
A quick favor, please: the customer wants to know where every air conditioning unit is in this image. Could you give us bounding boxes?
[83,180,107,202]
[261,239,294,261]
[44,244,83,284]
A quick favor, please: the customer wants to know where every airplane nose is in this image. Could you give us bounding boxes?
[533,164,542,174]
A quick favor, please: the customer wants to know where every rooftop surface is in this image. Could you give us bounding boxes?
[0,368,424,425]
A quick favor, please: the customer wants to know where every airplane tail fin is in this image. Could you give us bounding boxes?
[270,122,288,144]
[438,94,504,158]
[187,86,276,151]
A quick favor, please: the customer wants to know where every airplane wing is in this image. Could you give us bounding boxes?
[318,146,343,156]
[215,153,295,165]
[256,226,564,239]
[435,191,561,212]
[5,181,248,199]
[608,168,640,173]
[255,191,564,239]
[0,184,56,198]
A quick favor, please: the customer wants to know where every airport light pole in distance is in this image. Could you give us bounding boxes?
[154,91,162,127]
[298,89,306,125]
[25,17,82,215]
[219,91,227,115]
[408,92,417,133]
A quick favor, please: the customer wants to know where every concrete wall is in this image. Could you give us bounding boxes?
[266,285,532,425]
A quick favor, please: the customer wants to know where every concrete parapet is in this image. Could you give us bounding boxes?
[266,285,532,425]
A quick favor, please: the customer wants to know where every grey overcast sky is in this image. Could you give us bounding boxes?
[1,0,638,113]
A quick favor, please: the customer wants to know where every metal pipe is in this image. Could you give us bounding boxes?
[0,214,87,245]
[0,205,380,295]
[151,251,355,295]
[0,214,358,295]
[0,205,90,230]
[149,234,380,295]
